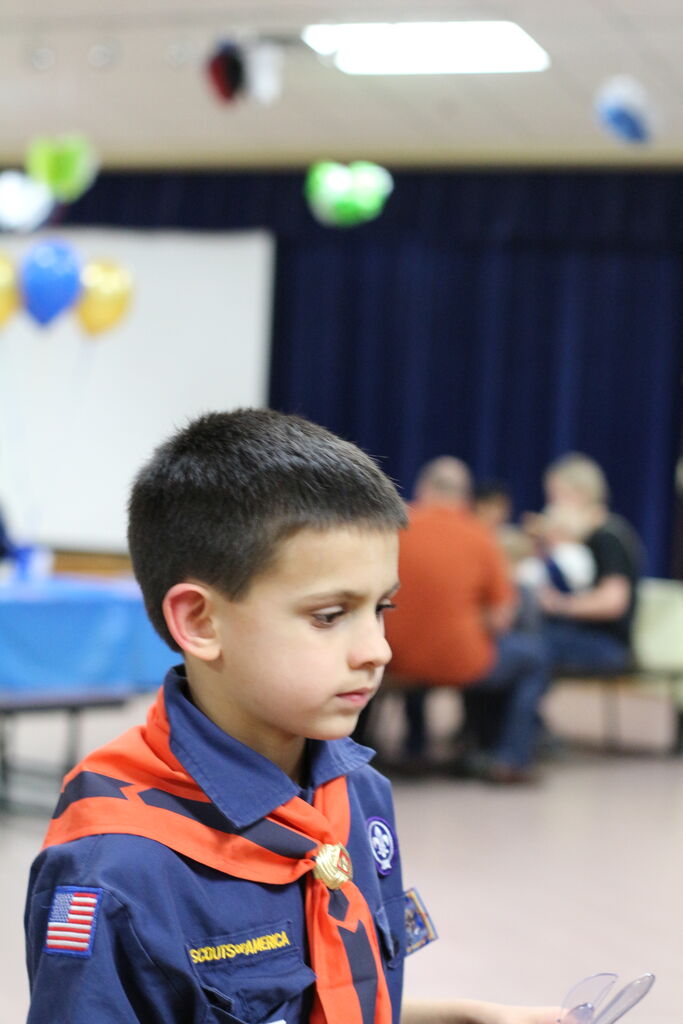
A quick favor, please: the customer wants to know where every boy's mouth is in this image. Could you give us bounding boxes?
[336,687,374,707]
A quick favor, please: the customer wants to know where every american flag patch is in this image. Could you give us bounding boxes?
[44,886,102,957]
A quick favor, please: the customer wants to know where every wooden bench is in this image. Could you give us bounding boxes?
[361,578,683,757]
[550,578,683,753]
[547,667,683,753]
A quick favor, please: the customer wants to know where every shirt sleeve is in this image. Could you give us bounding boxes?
[480,532,515,607]
[590,529,634,580]
[26,884,192,1024]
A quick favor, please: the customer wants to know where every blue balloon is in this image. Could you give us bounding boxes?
[20,239,82,326]
[595,76,653,145]
[599,101,649,143]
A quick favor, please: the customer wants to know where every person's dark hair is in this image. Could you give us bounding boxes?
[128,408,407,650]
[474,480,511,504]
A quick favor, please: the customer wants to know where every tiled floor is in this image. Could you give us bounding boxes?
[2,697,681,1024]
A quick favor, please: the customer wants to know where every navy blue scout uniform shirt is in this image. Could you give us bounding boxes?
[25,669,407,1024]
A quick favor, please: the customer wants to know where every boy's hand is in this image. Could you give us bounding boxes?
[401,999,560,1024]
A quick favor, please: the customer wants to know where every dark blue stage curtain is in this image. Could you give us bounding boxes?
[66,171,683,576]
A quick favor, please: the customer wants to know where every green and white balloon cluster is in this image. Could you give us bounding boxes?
[0,134,98,233]
[304,161,393,227]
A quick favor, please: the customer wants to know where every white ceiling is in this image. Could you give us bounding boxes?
[2,0,683,169]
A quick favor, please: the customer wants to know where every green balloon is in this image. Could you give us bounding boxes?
[26,134,97,203]
[349,162,393,217]
[305,161,393,227]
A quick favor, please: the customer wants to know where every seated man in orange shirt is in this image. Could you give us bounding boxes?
[385,457,549,782]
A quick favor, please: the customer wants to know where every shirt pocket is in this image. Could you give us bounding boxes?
[188,919,316,1024]
[374,895,405,970]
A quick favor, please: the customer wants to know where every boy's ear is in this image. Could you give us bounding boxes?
[162,583,221,661]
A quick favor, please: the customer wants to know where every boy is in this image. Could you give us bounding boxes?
[25,409,554,1024]
[473,481,512,534]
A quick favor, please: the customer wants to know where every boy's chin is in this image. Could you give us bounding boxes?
[306,717,360,743]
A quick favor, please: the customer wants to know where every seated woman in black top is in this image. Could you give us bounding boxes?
[536,453,642,673]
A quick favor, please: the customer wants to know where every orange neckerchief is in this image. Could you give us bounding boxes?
[43,687,393,1024]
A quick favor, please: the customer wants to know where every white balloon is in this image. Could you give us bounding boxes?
[0,170,54,232]
[244,42,284,105]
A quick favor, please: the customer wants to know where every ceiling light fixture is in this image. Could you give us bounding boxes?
[87,40,119,69]
[301,21,550,75]
[28,45,56,72]
[165,40,195,69]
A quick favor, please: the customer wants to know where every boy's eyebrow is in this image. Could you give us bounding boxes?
[303,582,400,603]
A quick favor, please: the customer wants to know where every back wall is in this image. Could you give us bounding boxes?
[0,228,273,550]
[64,170,683,575]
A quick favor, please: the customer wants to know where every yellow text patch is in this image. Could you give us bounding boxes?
[189,930,291,965]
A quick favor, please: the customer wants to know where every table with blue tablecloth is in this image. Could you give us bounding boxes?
[0,574,176,692]
[0,575,177,803]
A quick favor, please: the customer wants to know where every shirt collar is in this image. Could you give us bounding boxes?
[162,666,375,830]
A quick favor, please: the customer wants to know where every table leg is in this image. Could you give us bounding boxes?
[0,711,10,808]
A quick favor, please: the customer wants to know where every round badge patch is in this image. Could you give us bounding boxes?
[366,816,396,876]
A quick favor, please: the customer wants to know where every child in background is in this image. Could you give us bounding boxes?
[517,504,596,594]
[473,481,513,534]
[25,409,556,1024]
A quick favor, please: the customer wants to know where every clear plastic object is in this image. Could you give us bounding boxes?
[558,973,655,1024]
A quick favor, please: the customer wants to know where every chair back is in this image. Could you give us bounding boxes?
[632,578,683,671]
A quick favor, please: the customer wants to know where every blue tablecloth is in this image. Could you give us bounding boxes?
[0,575,177,693]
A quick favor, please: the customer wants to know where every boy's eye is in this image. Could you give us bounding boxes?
[312,608,344,627]
[311,600,396,627]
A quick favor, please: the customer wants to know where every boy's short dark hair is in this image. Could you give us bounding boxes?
[128,408,407,650]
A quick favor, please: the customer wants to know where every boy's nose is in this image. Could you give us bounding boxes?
[348,622,392,671]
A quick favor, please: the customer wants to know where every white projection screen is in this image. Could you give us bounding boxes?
[0,227,275,551]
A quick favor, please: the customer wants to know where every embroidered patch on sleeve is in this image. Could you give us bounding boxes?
[366,816,397,876]
[404,887,438,955]
[44,886,103,957]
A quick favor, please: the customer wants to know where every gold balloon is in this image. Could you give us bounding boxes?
[0,253,19,327]
[76,260,133,335]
